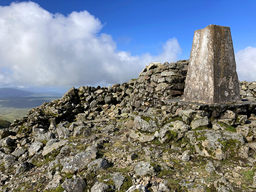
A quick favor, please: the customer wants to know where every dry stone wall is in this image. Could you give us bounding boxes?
[240,81,256,101]
[10,59,256,135]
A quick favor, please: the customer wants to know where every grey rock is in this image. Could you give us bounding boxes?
[248,83,256,90]
[112,172,125,190]
[236,115,247,125]
[87,158,111,172]
[238,145,249,158]
[134,161,154,176]
[0,129,13,139]
[91,182,110,192]
[11,147,26,157]
[181,150,190,161]
[236,125,250,138]
[171,120,190,132]
[134,116,158,133]
[2,137,16,147]
[160,71,176,77]
[28,141,43,156]
[104,95,113,104]
[73,125,90,137]
[155,83,169,92]
[178,109,196,124]
[62,177,86,192]
[212,122,223,130]
[3,154,16,169]
[221,110,236,120]
[61,146,97,173]
[191,116,208,129]
[16,162,34,174]
[253,172,256,187]
[126,185,147,192]
[0,172,8,185]
[57,145,71,159]
[129,130,155,143]
[56,122,70,139]
[35,132,54,142]
[45,173,62,190]
[214,177,234,192]
[90,100,98,108]
[205,161,215,173]
[42,139,67,156]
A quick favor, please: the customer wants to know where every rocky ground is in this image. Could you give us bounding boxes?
[1,60,256,192]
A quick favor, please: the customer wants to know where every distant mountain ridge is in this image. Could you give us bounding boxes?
[0,88,62,98]
[0,88,33,98]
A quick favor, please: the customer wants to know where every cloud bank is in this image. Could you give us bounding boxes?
[236,47,256,82]
[0,2,181,88]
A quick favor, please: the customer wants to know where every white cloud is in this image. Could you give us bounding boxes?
[0,2,181,88]
[236,47,256,81]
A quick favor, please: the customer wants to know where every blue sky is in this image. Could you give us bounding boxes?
[0,0,255,91]
[2,0,255,58]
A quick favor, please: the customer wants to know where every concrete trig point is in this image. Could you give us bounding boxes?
[183,24,241,104]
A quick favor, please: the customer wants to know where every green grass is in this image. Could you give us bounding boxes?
[44,186,64,192]
[0,97,59,122]
[217,122,236,132]
[0,107,28,122]
[242,169,254,184]
[0,118,11,128]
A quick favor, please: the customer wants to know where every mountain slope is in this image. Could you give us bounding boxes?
[1,60,256,192]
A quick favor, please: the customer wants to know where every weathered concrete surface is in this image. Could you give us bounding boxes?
[183,24,240,104]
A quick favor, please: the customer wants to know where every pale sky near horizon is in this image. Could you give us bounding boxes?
[0,0,255,93]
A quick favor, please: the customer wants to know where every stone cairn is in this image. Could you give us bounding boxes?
[183,24,241,104]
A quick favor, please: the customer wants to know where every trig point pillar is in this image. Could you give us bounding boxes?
[183,24,241,104]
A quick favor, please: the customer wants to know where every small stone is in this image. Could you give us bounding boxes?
[62,177,86,192]
[3,137,16,147]
[45,173,62,190]
[0,130,13,139]
[131,153,138,160]
[73,125,90,137]
[56,122,70,139]
[238,145,249,158]
[134,116,157,133]
[205,161,215,173]
[181,150,190,161]
[155,83,169,92]
[61,146,97,173]
[3,154,16,169]
[87,158,111,172]
[178,109,196,124]
[191,116,209,129]
[16,162,34,174]
[170,120,190,132]
[104,95,113,104]
[11,147,26,157]
[236,125,250,138]
[42,140,67,156]
[28,141,43,156]
[160,71,176,77]
[221,110,236,120]
[236,115,248,125]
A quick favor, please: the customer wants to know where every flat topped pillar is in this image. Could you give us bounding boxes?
[183,24,241,104]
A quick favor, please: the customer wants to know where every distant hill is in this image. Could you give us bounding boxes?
[0,88,33,98]
[0,118,11,128]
